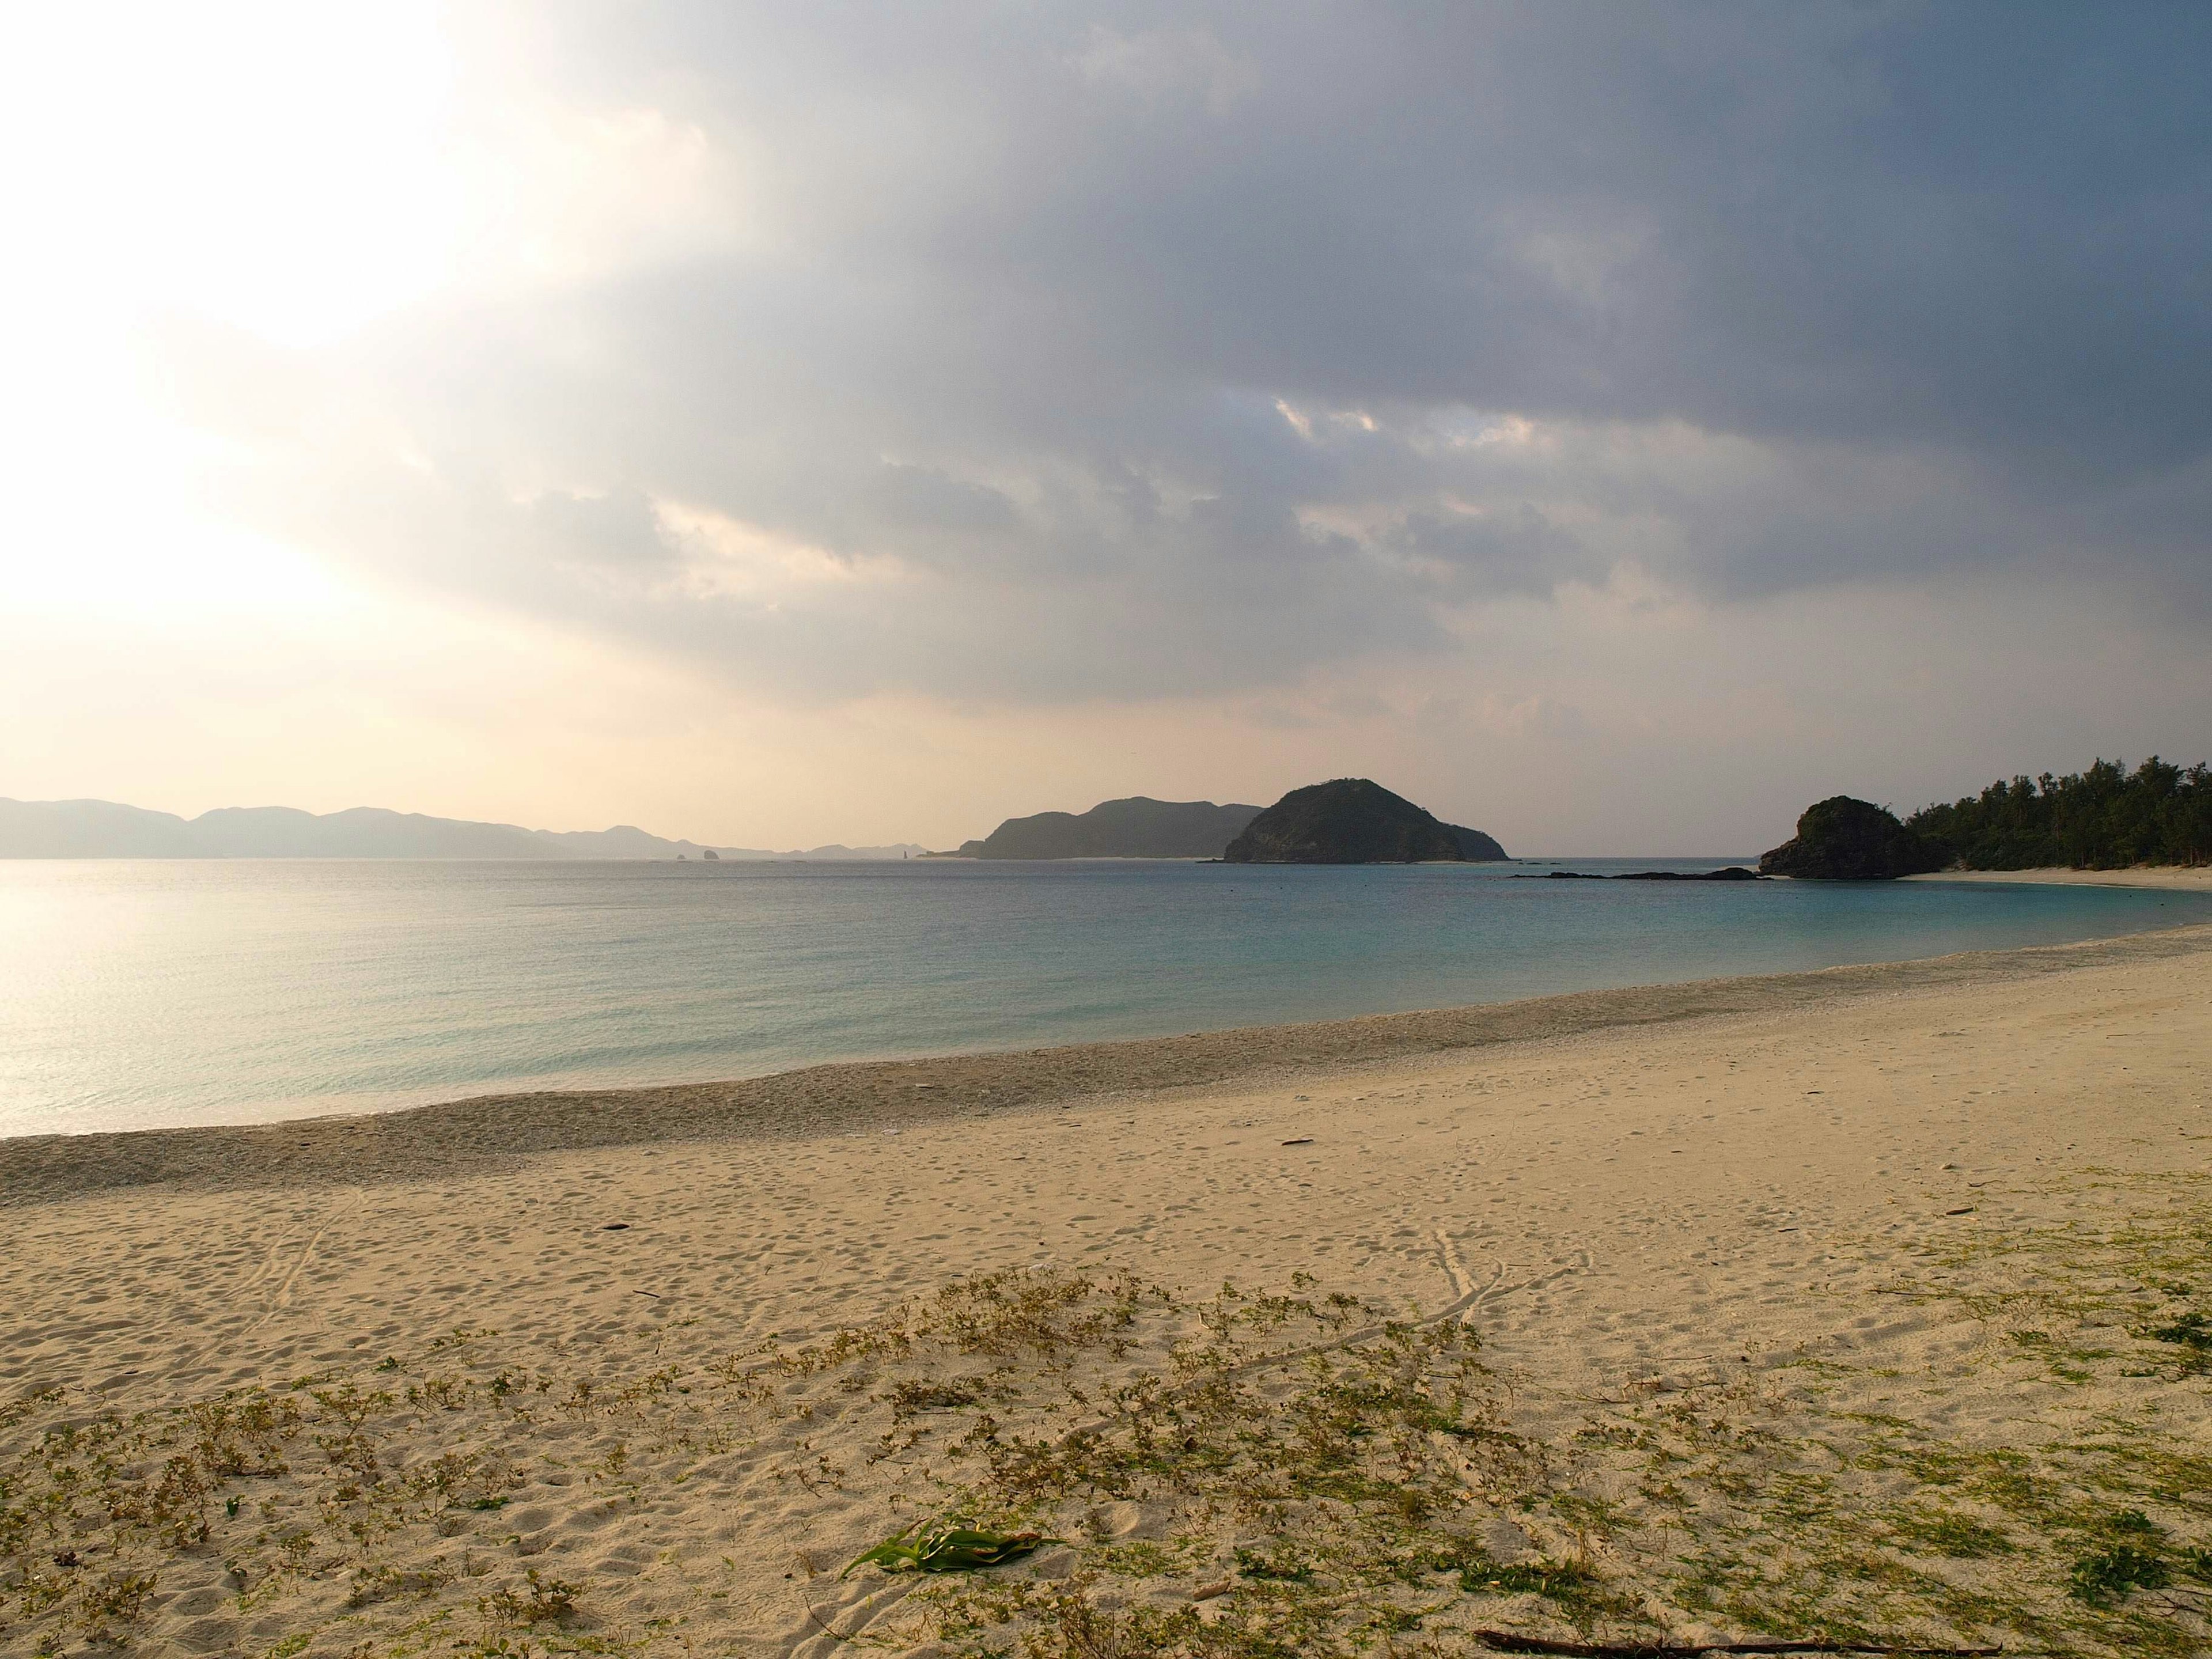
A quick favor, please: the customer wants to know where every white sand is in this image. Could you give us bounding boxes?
[1905,864,2212,891]
[5,925,2211,1656]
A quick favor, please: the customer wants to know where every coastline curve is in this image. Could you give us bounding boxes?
[6,920,2209,1207]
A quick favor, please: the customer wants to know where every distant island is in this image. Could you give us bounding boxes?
[1223,779,1508,864]
[939,796,1264,859]
[0,798,925,861]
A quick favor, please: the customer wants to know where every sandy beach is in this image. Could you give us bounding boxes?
[6,914,2212,1656]
[1906,866,2212,891]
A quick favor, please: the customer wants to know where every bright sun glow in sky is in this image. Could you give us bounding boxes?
[12,3,459,343]
[2,4,457,611]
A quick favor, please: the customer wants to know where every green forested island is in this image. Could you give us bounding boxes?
[1224,779,1507,864]
[945,797,1263,859]
[1907,757,2211,870]
[1764,758,2210,879]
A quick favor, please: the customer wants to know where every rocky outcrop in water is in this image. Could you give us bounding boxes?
[1537,867,1763,881]
[1759,797,1948,879]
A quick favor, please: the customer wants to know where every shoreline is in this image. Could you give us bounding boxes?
[6,907,2210,1652]
[1906,863,2212,890]
[7,916,2209,1206]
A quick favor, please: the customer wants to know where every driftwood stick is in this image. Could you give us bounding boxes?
[1471,1633,2003,1658]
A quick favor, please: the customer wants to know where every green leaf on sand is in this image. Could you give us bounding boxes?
[842,1524,1058,1577]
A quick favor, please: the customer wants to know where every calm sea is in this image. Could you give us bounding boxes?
[3,858,2206,1139]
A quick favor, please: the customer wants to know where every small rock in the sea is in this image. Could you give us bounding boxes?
[1281,1137,1315,1146]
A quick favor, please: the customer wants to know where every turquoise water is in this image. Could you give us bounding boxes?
[2,858,2206,1138]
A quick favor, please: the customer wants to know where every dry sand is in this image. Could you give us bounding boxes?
[5,920,2212,1656]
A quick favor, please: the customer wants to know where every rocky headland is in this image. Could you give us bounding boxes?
[1760,796,1948,879]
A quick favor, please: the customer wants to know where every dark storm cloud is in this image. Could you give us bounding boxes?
[200,1,2212,698]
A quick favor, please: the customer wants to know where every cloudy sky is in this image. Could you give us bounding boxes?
[5,2,2207,853]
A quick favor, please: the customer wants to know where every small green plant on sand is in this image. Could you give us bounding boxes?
[844,1523,1059,1576]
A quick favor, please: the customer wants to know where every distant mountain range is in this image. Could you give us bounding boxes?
[0,798,925,861]
[933,790,1509,862]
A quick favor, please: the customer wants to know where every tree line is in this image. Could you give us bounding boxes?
[1904,757,2212,870]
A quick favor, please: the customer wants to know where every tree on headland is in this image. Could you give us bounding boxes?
[1906,757,2212,870]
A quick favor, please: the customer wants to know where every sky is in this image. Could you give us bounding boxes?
[3,1,2208,855]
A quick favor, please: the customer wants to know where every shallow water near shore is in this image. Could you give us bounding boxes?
[4,857,2208,1137]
